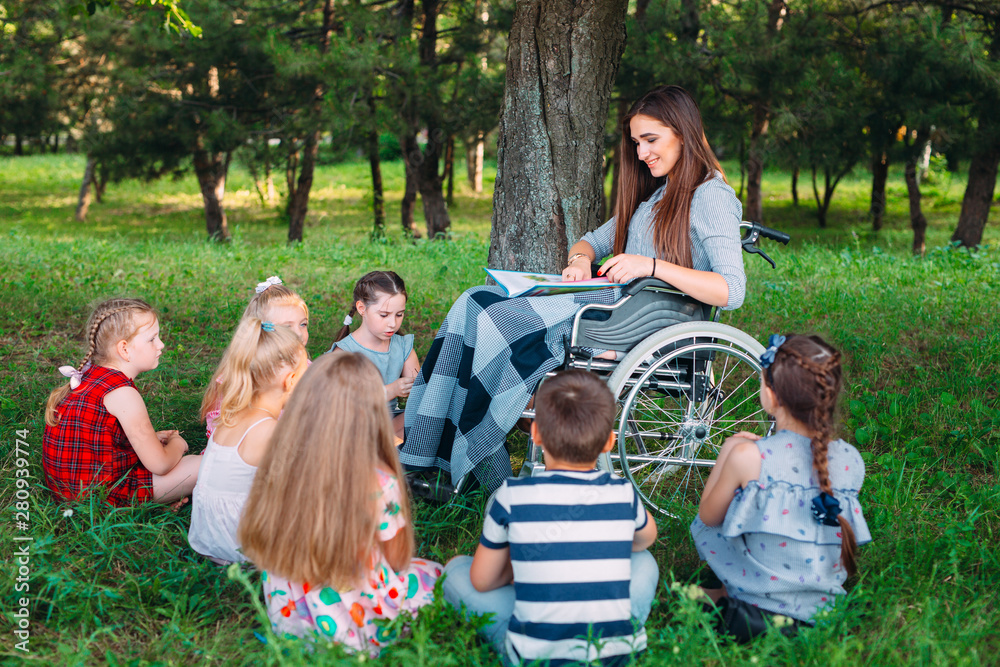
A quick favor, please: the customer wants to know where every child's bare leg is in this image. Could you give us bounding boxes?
[701,585,728,604]
[393,413,405,446]
[152,454,202,504]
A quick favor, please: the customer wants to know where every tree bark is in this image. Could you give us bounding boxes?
[416,129,450,238]
[791,165,799,207]
[489,0,628,273]
[904,159,927,256]
[368,126,386,238]
[400,137,421,237]
[445,134,455,206]
[745,105,768,223]
[287,134,318,243]
[952,147,1000,248]
[870,150,889,231]
[75,155,96,222]
[94,166,107,203]
[14,134,23,156]
[286,0,335,243]
[466,132,484,193]
[193,149,231,241]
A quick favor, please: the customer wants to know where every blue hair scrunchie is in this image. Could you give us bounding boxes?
[261,321,276,332]
[811,492,842,527]
[759,334,787,369]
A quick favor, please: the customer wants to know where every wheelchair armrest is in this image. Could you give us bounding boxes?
[623,276,679,296]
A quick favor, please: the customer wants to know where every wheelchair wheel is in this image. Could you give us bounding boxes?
[605,322,772,517]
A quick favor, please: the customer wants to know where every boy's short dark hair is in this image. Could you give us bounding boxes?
[534,370,615,463]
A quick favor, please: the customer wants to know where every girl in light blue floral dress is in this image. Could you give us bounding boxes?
[692,334,871,641]
[238,352,441,656]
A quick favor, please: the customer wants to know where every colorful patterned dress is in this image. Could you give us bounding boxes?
[262,470,441,655]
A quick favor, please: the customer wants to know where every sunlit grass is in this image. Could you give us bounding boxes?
[1,153,998,665]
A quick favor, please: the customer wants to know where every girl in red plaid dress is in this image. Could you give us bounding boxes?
[43,298,202,507]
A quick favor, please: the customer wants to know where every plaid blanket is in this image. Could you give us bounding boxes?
[400,285,620,493]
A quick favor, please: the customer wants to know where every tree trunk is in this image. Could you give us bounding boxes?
[870,150,889,231]
[445,134,455,206]
[416,130,449,238]
[368,126,386,238]
[287,134,318,243]
[489,0,628,273]
[791,165,799,207]
[904,160,927,256]
[400,134,421,238]
[466,132,484,193]
[193,149,231,241]
[745,105,768,223]
[952,147,1000,248]
[287,0,335,243]
[75,155,96,222]
[94,166,107,203]
[51,133,59,154]
[14,134,23,156]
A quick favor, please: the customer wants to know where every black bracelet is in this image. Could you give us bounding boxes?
[651,257,657,277]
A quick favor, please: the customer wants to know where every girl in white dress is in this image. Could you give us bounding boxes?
[188,317,307,564]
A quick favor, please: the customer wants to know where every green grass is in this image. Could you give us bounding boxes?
[1,153,998,665]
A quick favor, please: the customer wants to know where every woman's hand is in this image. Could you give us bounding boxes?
[598,254,655,284]
[561,256,592,282]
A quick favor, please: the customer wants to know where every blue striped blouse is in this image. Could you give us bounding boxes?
[580,174,746,310]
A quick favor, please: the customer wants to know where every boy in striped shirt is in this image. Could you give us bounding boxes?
[443,369,659,665]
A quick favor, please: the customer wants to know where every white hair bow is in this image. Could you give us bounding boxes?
[59,362,92,389]
[255,276,283,294]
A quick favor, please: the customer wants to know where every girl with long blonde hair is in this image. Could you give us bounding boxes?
[238,352,441,655]
[187,318,306,564]
[203,275,310,437]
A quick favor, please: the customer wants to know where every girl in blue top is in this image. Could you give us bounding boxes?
[329,271,420,442]
[692,334,871,642]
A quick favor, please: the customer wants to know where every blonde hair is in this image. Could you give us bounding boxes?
[199,318,304,428]
[238,352,413,587]
[45,298,156,427]
[243,278,308,321]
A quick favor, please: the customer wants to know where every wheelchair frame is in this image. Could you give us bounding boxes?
[517,221,790,517]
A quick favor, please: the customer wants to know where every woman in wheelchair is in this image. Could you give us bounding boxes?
[399,85,746,493]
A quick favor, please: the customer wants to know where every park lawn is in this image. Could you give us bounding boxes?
[0,153,998,665]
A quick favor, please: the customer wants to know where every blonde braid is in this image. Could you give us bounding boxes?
[45,298,156,427]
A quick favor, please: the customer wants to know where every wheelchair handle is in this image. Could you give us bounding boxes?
[739,221,791,269]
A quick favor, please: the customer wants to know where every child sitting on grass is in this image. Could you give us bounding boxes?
[444,369,659,666]
[188,318,306,565]
[43,298,202,507]
[328,271,420,442]
[238,352,442,656]
[692,334,871,642]
[204,275,310,438]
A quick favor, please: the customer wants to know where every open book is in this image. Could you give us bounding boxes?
[485,268,623,298]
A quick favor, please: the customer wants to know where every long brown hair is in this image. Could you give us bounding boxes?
[613,85,725,266]
[45,298,156,427]
[334,271,408,342]
[199,318,304,428]
[766,334,857,576]
[238,352,413,587]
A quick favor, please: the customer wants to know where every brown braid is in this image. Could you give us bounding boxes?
[45,298,156,426]
[767,335,858,577]
[334,271,407,343]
